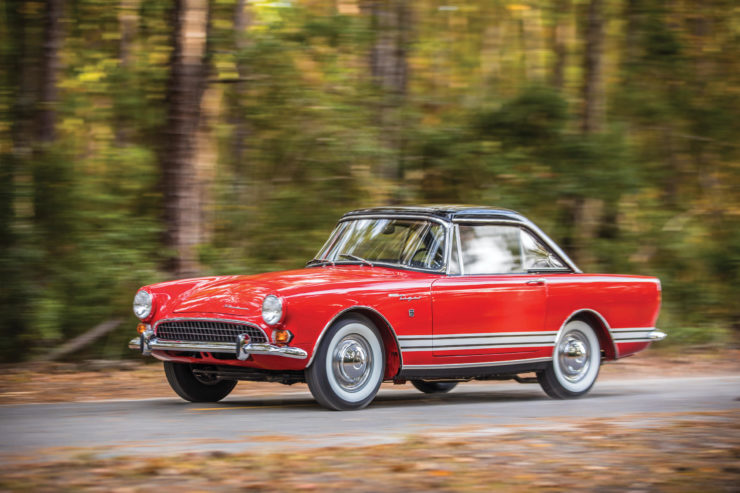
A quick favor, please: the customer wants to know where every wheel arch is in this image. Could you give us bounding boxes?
[558,309,617,360]
[307,306,403,379]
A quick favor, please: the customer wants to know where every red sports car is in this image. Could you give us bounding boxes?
[130,206,664,410]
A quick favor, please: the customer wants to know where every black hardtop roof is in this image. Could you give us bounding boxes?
[342,205,528,222]
[339,205,581,273]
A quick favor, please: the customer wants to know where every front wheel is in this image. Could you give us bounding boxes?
[306,315,385,411]
[538,319,601,399]
[163,362,237,402]
[411,380,458,394]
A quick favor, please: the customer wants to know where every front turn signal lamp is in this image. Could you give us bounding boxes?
[137,323,149,334]
[273,329,293,346]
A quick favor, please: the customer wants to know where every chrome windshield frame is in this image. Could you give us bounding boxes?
[315,214,453,274]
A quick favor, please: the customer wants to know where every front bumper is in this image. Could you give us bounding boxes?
[128,337,308,360]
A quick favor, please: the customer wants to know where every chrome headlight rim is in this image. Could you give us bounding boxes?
[262,294,284,326]
[133,289,153,320]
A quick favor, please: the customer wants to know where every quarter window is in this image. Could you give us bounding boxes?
[521,229,565,270]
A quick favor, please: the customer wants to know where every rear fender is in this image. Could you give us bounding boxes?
[559,309,617,361]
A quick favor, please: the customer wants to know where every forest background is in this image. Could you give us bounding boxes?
[0,0,737,362]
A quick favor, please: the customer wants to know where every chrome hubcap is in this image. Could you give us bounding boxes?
[557,332,591,383]
[332,335,372,391]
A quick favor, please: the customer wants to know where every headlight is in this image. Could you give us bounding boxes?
[133,290,153,320]
[262,295,283,325]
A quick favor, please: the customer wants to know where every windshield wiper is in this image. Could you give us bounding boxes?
[338,254,374,267]
[306,258,335,267]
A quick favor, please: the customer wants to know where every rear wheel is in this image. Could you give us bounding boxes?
[538,319,601,399]
[163,362,237,402]
[411,380,458,394]
[306,315,385,411]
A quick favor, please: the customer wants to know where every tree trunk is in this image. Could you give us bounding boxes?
[231,0,251,172]
[581,0,605,135]
[522,7,545,82]
[366,0,410,187]
[115,0,140,146]
[162,0,210,277]
[549,0,571,90]
[37,319,123,362]
[480,24,502,85]
[1,0,39,360]
[571,0,606,268]
[118,0,139,69]
[5,0,37,160]
[38,0,63,144]
[368,0,408,97]
[194,82,222,248]
[622,0,638,77]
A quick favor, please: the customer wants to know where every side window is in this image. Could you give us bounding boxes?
[521,229,566,270]
[458,224,522,274]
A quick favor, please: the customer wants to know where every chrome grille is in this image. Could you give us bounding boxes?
[156,320,267,344]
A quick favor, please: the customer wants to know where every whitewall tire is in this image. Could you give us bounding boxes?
[538,319,601,399]
[306,315,385,411]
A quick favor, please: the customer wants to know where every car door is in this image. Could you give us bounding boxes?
[430,222,559,359]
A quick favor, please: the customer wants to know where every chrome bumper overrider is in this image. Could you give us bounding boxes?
[128,337,308,359]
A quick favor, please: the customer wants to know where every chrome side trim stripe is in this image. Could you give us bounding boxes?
[610,327,658,332]
[648,329,667,341]
[403,356,552,370]
[402,344,554,352]
[614,329,666,343]
[610,327,661,343]
[398,331,557,352]
[608,327,666,343]
[545,277,661,284]
[398,331,559,340]
[401,336,556,345]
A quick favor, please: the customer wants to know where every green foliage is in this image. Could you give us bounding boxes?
[652,326,732,349]
[475,87,568,147]
[0,0,737,361]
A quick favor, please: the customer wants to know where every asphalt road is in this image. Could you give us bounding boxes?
[1,375,738,463]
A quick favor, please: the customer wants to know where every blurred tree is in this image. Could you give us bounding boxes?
[162,0,211,277]
[38,0,63,144]
[581,0,604,134]
[1,0,40,360]
[115,0,140,145]
[549,0,571,90]
[0,0,737,360]
[364,0,411,189]
[230,0,252,169]
[566,0,607,266]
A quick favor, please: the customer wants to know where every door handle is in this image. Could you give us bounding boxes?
[526,278,546,285]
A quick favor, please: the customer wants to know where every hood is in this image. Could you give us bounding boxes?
[158,266,435,316]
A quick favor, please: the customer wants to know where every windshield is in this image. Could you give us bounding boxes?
[314,218,447,271]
